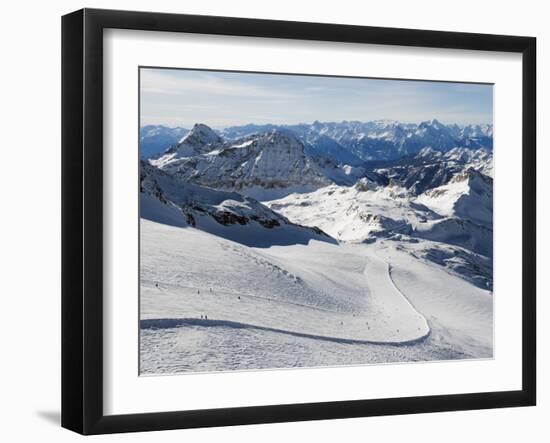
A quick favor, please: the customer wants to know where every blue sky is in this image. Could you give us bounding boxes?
[140,68,493,129]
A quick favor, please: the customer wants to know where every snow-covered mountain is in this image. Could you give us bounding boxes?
[371,146,493,195]
[266,166,491,251]
[329,119,491,160]
[264,159,493,282]
[140,160,335,247]
[150,123,223,167]
[415,168,493,226]
[150,126,365,198]
[175,123,223,153]
[268,184,430,243]
[140,119,493,162]
[143,121,493,279]
[303,134,364,166]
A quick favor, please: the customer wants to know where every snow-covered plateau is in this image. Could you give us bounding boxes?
[139,120,493,374]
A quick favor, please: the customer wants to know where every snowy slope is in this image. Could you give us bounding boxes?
[266,173,492,253]
[267,183,437,243]
[140,220,492,373]
[412,217,493,258]
[415,168,493,226]
[141,220,429,344]
[411,168,493,257]
[266,173,493,272]
[140,161,335,247]
[376,242,493,356]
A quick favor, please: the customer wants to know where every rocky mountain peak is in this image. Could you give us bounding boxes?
[178,123,223,150]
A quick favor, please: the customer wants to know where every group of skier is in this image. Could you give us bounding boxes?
[154,281,250,323]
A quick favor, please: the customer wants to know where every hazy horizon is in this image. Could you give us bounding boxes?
[140,118,493,131]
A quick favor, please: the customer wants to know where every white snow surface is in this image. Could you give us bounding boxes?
[140,220,492,374]
[267,183,434,243]
[266,177,492,257]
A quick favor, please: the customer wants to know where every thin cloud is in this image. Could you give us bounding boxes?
[141,69,304,100]
[140,68,493,128]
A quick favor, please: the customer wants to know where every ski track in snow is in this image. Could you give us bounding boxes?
[140,220,429,344]
[140,220,492,374]
[377,243,493,357]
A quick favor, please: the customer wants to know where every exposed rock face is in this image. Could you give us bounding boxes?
[150,123,224,167]
[177,123,223,152]
[372,147,493,195]
[139,160,335,247]
[152,128,331,192]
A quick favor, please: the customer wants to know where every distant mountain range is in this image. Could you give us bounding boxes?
[147,122,492,197]
[141,119,493,162]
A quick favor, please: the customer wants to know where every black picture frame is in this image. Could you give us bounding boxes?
[61,8,536,435]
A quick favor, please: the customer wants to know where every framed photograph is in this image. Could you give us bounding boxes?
[61,8,536,435]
